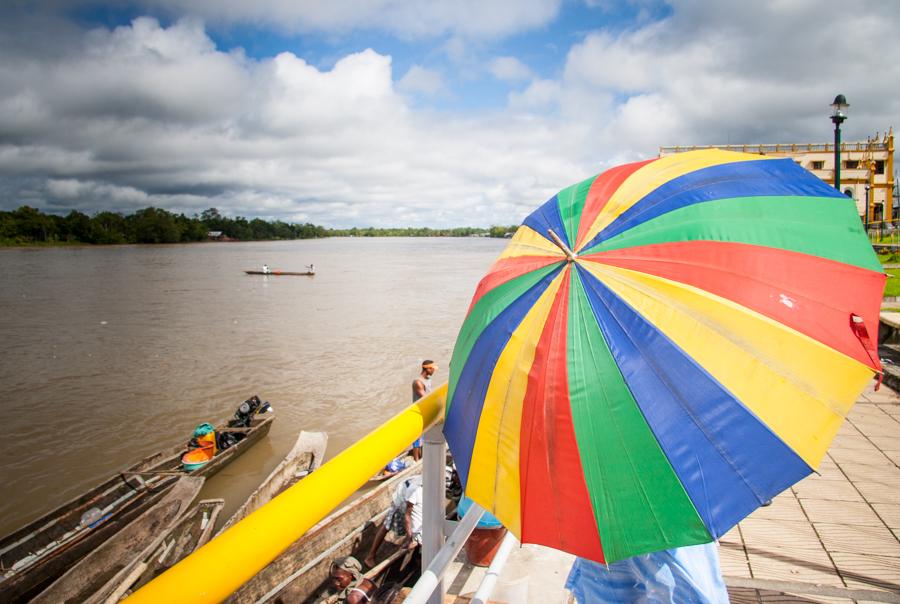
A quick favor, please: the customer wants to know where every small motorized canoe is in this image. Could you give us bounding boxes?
[218,431,328,534]
[225,462,423,604]
[244,270,315,276]
[0,399,274,603]
[85,498,225,603]
[31,476,205,604]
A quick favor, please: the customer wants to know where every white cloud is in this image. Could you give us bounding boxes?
[508,79,560,111]
[0,16,589,226]
[1,2,898,228]
[488,56,534,82]
[555,0,900,153]
[397,66,445,97]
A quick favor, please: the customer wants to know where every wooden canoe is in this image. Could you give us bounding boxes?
[31,476,205,604]
[218,431,328,535]
[86,498,225,604]
[244,270,315,276]
[226,461,423,604]
[0,410,273,603]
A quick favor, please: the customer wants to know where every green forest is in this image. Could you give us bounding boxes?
[0,206,517,245]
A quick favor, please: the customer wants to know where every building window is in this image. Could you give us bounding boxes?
[876,160,885,174]
[844,189,854,199]
[810,161,825,170]
[843,159,860,169]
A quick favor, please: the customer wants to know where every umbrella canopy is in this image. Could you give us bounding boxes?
[444,149,885,564]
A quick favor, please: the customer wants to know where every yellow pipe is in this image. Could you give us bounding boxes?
[125,383,447,604]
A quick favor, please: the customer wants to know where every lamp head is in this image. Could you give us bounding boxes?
[831,94,849,119]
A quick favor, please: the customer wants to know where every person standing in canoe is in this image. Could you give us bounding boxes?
[262,264,270,274]
[410,360,436,461]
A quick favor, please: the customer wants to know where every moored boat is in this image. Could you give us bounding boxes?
[226,461,423,603]
[85,498,225,603]
[0,399,274,603]
[31,476,205,604]
[218,431,328,534]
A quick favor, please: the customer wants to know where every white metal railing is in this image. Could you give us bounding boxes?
[407,422,519,604]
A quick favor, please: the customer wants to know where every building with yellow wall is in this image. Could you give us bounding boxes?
[660,129,895,226]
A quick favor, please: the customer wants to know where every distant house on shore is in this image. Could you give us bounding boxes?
[660,128,896,226]
[207,231,224,240]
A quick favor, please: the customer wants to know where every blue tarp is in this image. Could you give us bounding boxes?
[565,542,728,603]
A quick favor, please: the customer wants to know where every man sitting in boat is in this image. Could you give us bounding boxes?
[314,556,376,604]
[363,475,423,569]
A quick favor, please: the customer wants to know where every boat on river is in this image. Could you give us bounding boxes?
[31,476,206,604]
[0,401,274,603]
[85,497,224,603]
[218,430,328,534]
[226,461,423,604]
[244,270,315,276]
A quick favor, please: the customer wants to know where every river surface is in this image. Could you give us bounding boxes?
[0,237,505,535]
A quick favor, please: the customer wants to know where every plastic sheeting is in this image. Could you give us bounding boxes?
[565,542,728,603]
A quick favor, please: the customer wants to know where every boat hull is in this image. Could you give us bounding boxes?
[218,431,328,534]
[31,477,205,604]
[226,462,422,604]
[85,497,225,603]
[244,271,315,276]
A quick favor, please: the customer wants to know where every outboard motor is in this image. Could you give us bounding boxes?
[228,395,272,428]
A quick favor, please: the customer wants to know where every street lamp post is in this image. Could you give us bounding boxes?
[830,94,849,192]
[865,184,870,237]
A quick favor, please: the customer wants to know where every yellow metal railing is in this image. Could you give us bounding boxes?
[125,383,447,603]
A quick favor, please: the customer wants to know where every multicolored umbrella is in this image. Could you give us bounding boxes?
[444,149,885,564]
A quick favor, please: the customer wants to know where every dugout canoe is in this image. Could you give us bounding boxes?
[218,431,328,535]
[244,270,315,276]
[86,497,224,603]
[31,476,205,604]
[0,409,274,603]
[226,461,423,604]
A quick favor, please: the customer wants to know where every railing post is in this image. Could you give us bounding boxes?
[471,531,519,604]
[422,422,447,604]
[404,503,484,604]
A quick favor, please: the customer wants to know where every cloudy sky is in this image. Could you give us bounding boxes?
[1,1,897,227]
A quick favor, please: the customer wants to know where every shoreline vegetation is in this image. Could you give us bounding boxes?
[0,206,518,246]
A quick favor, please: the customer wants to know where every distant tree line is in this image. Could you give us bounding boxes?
[326,225,516,237]
[0,205,518,245]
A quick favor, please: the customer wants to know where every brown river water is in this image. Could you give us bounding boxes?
[0,237,505,536]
